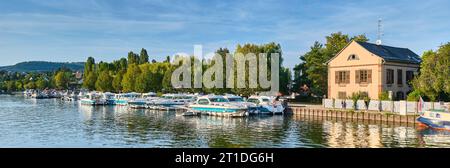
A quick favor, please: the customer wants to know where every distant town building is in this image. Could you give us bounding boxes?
[74,71,83,79]
[327,40,421,100]
[70,71,83,88]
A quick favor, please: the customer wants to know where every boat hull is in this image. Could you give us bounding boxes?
[417,116,450,130]
[114,100,128,106]
[248,105,284,115]
[80,99,107,106]
[189,105,249,117]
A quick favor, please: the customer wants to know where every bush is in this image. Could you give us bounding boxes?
[407,90,422,101]
[379,91,391,101]
[349,91,370,109]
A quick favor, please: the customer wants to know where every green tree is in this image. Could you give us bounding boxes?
[294,32,368,98]
[95,71,113,92]
[293,55,311,95]
[233,43,262,96]
[24,82,36,89]
[135,65,152,93]
[325,32,350,56]
[351,34,370,43]
[379,91,391,101]
[139,48,149,64]
[128,51,139,65]
[165,56,171,63]
[36,78,48,90]
[122,64,141,92]
[15,81,23,91]
[302,42,327,97]
[112,71,124,93]
[55,71,71,89]
[98,61,111,72]
[279,67,292,95]
[84,57,95,74]
[412,43,450,101]
[83,57,96,90]
[215,48,231,94]
[6,81,16,92]
[162,67,175,93]
[407,90,422,101]
[84,72,97,90]
[0,82,5,91]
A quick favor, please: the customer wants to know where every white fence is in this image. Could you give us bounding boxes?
[323,99,448,115]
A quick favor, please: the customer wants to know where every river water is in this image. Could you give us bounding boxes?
[0,95,449,148]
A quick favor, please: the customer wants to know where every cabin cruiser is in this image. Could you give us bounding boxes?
[113,92,141,106]
[127,92,158,109]
[224,94,245,103]
[246,96,285,115]
[102,92,116,105]
[417,103,450,130]
[148,94,196,110]
[31,91,50,99]
[188,95,248,117]
[61,91,78,101]
[23,90,34,98]
[224,94,255,108]
[80,92,107,105]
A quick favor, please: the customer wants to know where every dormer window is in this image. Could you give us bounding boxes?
[347,54,359,61]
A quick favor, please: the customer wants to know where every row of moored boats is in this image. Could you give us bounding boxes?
[75,92,285,117]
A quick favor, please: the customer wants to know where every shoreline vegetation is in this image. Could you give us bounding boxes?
[0,32,449,102]
[1,42,293,97]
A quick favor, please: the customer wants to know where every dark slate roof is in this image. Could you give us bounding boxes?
[356,41,421,64]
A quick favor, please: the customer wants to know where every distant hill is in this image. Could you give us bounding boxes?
[0,61,85,72]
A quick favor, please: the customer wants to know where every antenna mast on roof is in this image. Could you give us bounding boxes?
[376,18,383,45]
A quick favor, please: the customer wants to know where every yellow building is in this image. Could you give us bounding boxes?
[327,41,421,100]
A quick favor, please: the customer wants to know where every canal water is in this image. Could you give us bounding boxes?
[0,95,449,148]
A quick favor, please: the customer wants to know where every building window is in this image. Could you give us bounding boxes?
[360,92,369,98]
[347,54,359,60]
[406,71,414,85]
[396,92,404,100]
[356,70,372,83]
[386,69,394,84]
[338,92,347,99]
[335,71,350,84]
[397,69,403,85]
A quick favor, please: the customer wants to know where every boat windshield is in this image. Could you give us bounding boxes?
[209,98,229,103]
[247,98,260,104]
[162,95,173,99]
[228,98,244,102]
[262,98,271,102]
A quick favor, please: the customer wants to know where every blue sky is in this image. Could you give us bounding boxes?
[0,0,449,69]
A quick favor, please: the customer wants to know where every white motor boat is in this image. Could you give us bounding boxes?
[188,95,248,117]
[113,92,141,106]
[148,94,196,110]
[80,92,107,106]
[246,96,285,115]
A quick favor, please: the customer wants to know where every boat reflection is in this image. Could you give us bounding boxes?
[416,128,450,147]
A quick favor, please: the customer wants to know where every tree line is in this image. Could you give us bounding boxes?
[82,43,292,96]
[0,68,78,93]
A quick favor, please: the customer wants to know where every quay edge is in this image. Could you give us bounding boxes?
[287,106,418,125]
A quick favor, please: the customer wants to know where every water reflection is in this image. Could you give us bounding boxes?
[1,95,450,147]
[416,129,450,147]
